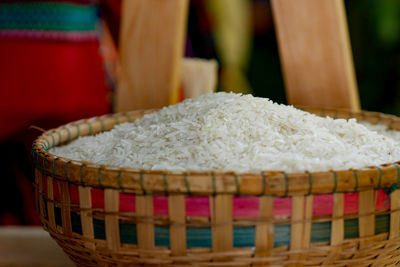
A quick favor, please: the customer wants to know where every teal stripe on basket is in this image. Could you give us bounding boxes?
[155,226,170,247]
[120,224,137,244]
[93,218,105,240]
[274,224,290,246]
[187,227,212,248]
[344,218,359,239]
[71,212,82,235]
[65,212,391,246]
[311,222,331,243]
[375,214,389,234]
[234,226,255,247]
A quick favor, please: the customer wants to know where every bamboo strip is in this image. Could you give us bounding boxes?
[59,181,72,235]
[303,195,313,249]
[255,196,274,257]
[290,195,305,264]
[47,177,56,229]
[37,173,46,221]
[78,186,95,250]
[105,189,120,250]
[359,190,375,248]
[211,195,233,253]
[168,195,186,256]
[135,195,155,249]
[37,159,400,196]
[331,193,344,245]
[390,190,400,239]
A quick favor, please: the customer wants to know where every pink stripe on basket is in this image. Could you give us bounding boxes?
[274,198,291,217]
[84,189,391,217]
[186,196,210,217]
[233,196,259,217]
[313,194,333,216]
[154,196,168,215]
[91,189,104,208]
[53,180,60,200]
[344,193,359,214]
[69,184,79,204]
[376,190,389,210]
[119,193,135,212]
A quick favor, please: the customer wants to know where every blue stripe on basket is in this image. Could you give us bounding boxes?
[62,212,391,247]
[93,218,105,240]
[120,223,137,244]
[71,212,82,235]
[376,214,389,234]
[234,226,255,247]
[311,222,331,243]
[274,224,290,246]
[55,206,62,226]
[187,227,211,248]
[344,219,359,239]
[155,226,170,247]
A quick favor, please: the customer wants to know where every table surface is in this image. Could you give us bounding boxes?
[0,226,74,266]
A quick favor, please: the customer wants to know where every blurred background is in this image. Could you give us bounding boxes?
[0,0,400,226]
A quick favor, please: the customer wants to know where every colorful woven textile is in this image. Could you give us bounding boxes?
[0,1,99,41]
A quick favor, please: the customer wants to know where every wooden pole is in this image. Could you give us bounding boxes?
[116,0,189,112]
[271,0,360,111]
[271,0,362,255]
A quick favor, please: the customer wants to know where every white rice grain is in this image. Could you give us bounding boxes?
[50,93,400,173]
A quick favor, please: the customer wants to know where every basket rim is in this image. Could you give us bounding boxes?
[32,108,400,196]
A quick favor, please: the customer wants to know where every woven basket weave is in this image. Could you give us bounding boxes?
[32,108,400,266]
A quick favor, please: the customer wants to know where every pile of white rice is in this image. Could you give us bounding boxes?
[50,92,400,173]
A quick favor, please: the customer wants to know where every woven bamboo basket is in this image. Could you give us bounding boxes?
[32,108,400,266]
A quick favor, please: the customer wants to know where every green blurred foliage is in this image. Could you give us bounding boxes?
[346,0,400,114]
[247,1,286,104]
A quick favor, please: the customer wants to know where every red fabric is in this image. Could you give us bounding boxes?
[0,38,109,140]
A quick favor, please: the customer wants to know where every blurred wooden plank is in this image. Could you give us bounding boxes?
[0,226,74,266]
[117,0,189,111]
[271,0,360,111]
